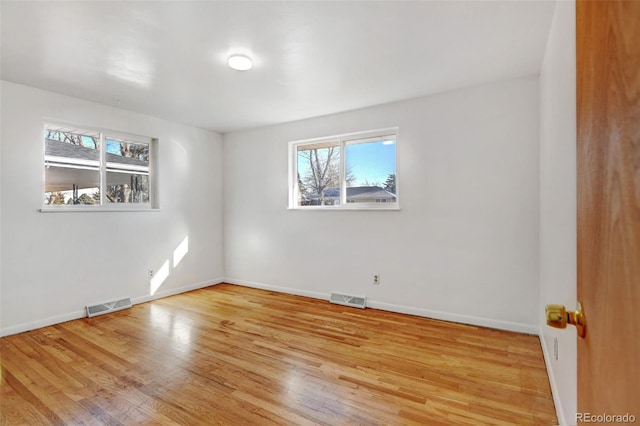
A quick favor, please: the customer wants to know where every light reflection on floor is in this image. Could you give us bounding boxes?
[149,304,193,354]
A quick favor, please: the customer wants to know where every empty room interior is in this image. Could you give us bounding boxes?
[1,1,639,425]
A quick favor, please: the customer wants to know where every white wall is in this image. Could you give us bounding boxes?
[0,81,224,336]
[539,1,577,425]
[224,76,540,333]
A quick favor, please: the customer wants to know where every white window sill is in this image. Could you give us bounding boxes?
[288,206,400,211]
[40,206,160,213]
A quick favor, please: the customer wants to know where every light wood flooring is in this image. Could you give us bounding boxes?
[1,284,557,425]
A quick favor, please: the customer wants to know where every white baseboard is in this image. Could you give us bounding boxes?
[367,300,539,334]
[131,278,223,305]
[0,310,87,338]
[0,278,224,337]
[224,278,329,301]
[224,277,538,335]
[1,276,536,338]
[539,328,567,426]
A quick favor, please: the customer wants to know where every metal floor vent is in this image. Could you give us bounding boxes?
[86,297,132,318]
[330,292,366,309]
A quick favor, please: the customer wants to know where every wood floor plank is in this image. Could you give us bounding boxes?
[1,284,557,425]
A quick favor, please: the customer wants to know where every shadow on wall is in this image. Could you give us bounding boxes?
[150,235,189,295]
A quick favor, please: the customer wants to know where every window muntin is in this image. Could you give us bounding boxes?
[290,129,397,209]
[44,124,155,209]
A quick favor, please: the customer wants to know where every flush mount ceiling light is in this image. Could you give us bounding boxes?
[228,54,253,71]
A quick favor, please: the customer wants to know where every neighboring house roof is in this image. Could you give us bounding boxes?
[305,186,396,200]
[346,186,382,196]
[347,188,396,200]
[46,138,99,161]
[45,139,148,167]
[323,188,340,198]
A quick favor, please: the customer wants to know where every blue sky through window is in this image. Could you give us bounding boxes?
[80,135,96,148]
[106,140,122,156]
[346,139,395,186]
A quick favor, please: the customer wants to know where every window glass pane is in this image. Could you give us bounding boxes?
[296,143,341,206]
[45,128,101,168]
[45,127,100,151]
[345,137,396,204]
[105,138,150,204]
[44,165,100,205]
[106,171,149,204]
[106,139,149,165]
[44,126,101,205]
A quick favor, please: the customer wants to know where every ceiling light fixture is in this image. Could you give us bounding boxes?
[228,54,253,71]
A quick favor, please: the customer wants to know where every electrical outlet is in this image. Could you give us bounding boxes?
[373,274,380,285]
[148,269,154,278]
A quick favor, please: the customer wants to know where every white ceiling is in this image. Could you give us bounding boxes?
[0,1,556,133]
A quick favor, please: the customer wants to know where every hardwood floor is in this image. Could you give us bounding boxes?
[1,284,557,425]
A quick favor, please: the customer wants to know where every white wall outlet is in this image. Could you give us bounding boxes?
[148,269,154,278]
[373,274,380,285]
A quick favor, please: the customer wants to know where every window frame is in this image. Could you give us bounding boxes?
[288,127,399,211]
[41,122,159,212]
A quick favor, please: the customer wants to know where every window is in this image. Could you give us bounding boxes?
[289,128,397,209]
[44,123,156,210]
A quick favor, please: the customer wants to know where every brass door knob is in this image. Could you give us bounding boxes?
[545,302,586,338]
